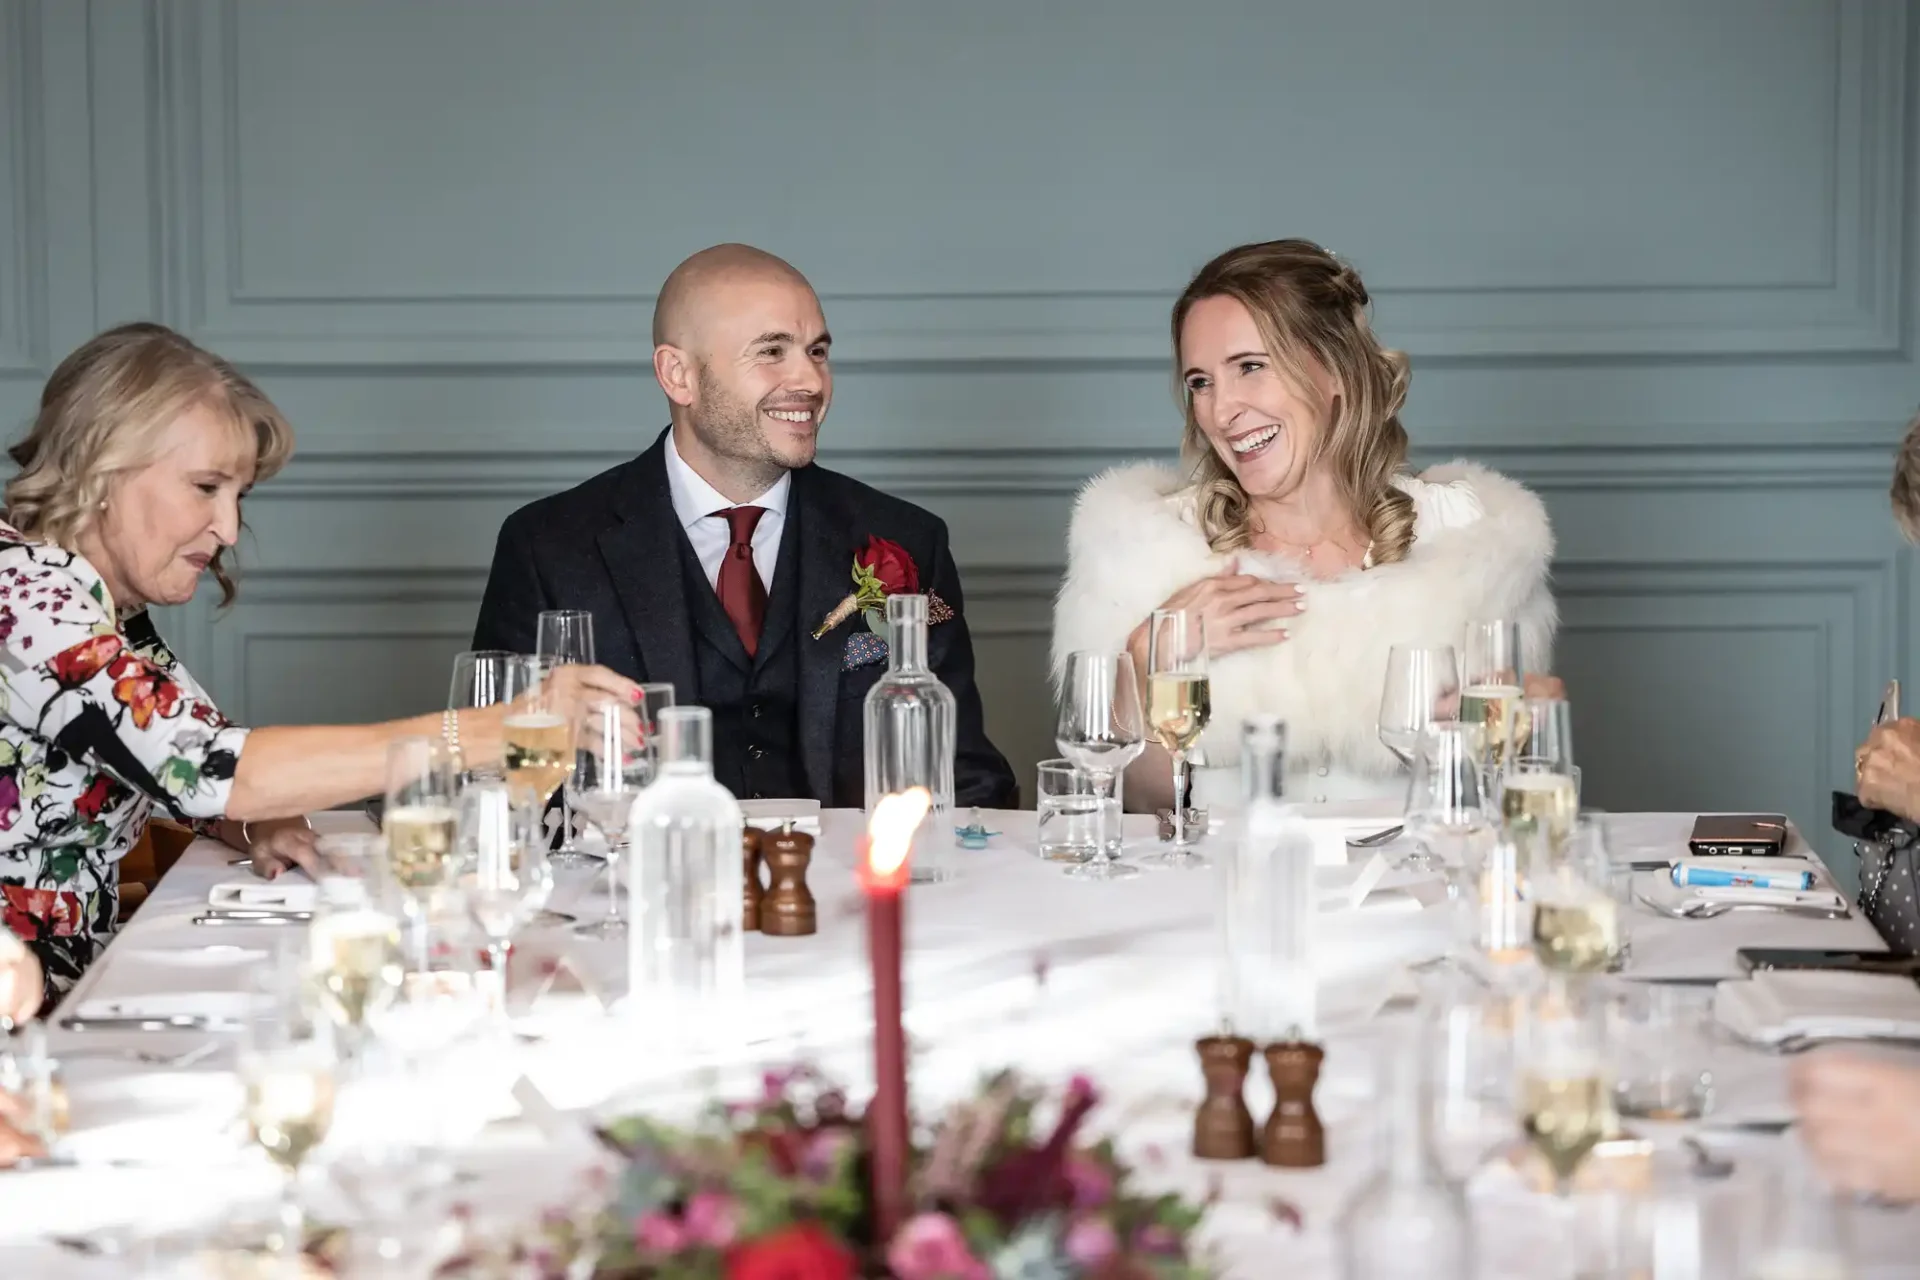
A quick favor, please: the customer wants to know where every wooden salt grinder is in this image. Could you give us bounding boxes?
[1261,1041,1326,1168]
[742,828,764,932]
[758,824,817,936]
[1192,1035,1257,1160]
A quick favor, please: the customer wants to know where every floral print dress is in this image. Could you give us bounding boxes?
[0,521,248,1004]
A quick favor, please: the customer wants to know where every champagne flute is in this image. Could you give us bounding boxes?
[304,870,404,1059]
[240,960,338,1257]
[567,696,656,940]
[447,651,537,782]
[1378,644,1460,766]
[536,609,596,866]
[461,782,552,1018]
[1055,651,1146,881]
[1517,977,1610,1198]
[503,668,582,843]
[1403,720,1492,875]
[383,738,459,898]
[1503,697,1578,853]
[1459,620,1524,779]
[1144,608,1211,867]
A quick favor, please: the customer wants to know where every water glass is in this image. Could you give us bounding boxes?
[1404,720,1492,874]
[1035,759,1120,863]
[1378,644,1461,766]
[1609,984,1715,1121]
[1054,650,1146,881]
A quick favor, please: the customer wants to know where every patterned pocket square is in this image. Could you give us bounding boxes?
[842,630,889,672]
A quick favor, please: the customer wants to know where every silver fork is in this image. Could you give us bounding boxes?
[1634,889,1848,921]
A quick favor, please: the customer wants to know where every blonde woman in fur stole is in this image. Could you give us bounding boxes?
[1052,239,1558,811]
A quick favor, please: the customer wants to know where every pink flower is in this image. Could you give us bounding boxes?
[684,1191,739,1248]
[1064,1155,1113,1209]
[886,1213,990,1280]
[1064,1218,1119,1267]
[1134,1223,1181,1256]
[801,1128,853,1181]
[634,1211,689,1254]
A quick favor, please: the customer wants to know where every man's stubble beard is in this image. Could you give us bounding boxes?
[690,366,803,492]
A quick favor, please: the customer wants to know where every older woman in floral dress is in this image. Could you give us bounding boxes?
[0,323,639,1004]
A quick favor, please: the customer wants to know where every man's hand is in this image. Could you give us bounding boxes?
[1791,1053,1920,1201]
[1856,718,1920,823]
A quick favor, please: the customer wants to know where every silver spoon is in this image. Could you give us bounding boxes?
[1349,825,1404,847]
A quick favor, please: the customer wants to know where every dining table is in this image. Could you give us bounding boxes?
[1,803,1916,1278]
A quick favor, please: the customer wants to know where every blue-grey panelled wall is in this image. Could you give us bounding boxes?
[2,1,1917,883]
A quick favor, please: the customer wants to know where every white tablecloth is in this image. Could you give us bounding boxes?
[2,806,1916,1277]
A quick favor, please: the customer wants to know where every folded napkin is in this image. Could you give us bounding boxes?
[738,798,822,834]
[1682,883,1847,913]
[67,991,264,1023]
[206,880,317,913]
[1715,970,1920,1047]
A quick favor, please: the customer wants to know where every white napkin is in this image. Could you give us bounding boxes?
[205,880,316,913]
[739,798,822,834]
[1714,970,1920,1047]
[68,991,264,1023]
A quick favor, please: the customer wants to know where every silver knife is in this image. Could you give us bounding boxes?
[192,911,309,927]
[59,1013,238,1031]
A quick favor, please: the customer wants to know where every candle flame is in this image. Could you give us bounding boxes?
[866,787,933,876]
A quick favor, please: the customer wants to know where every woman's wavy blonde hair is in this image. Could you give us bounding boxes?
[1172,239,1416,565]
[5,322,294,605]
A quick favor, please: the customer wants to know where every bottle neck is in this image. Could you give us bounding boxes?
[888,611,929,673]
[1243,740,1289,804]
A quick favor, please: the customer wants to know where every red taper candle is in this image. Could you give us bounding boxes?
[858,787,931,1250]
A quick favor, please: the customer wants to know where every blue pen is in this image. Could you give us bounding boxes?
[1671,864,1812,891]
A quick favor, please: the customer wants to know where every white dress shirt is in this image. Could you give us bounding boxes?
[663,431,790,590]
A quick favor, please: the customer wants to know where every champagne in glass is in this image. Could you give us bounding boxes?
[1144,609,1210,866]
[1055,651,1146,880]
[1500,767,1578,851]
[1460,619,1525,773]
[503,712,573,804]
[447,650,537,782]
[1530,891,1621,975]
[240,961,338,1257]
[384,802,458,892]
[306,901,403,1035]
[245,1056,337,1172]
[1378,644,1460,766]
[1519,1070,1608,1193]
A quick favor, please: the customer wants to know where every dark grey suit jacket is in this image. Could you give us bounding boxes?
[470,430,1019,809]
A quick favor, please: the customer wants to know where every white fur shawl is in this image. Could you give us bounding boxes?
[1051,461,1557,782]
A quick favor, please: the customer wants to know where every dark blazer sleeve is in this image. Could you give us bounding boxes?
[922,520,1020,809]
[472,512,548,654]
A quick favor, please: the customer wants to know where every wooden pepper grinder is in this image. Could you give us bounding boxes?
[1192,1035,1257,1160]
[758,824,817,936]
[742,828,764,933]
[1261,1041,1326,1168]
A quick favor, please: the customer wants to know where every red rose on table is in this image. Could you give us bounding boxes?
[725,1222,856,1280]
[858,536,919,596]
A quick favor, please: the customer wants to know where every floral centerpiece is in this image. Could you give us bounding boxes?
[447,1066,1212,1280]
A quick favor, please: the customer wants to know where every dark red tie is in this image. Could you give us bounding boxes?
[715,506,767,656]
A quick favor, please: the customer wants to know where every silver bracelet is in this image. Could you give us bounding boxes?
[443,707,464,766]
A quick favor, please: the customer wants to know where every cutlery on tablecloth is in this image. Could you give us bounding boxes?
[1682,1136,1735,1180]
[58,1012,239,1032]
[1633,888,1849,922]
[1348,825,1403,847]
[60,1041,221,1068]
[191,910,311,927]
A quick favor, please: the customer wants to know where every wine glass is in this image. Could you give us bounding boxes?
[461,780,553,1015]
[1378,645,1461,766]
[1403,721,1492,875]
[1516,976,1610,1198]
[1143,609,1211,868]
[1504,697,1578,854]
[304,866,404,1061]
[447,651,537,782]
[383,738,458,900]
[1055,651,1146,881]
[1459,620,1523,778]
[239,959,338,1258]
[503,666,584,854]
[536,610,596,865]
[567,696,655,940]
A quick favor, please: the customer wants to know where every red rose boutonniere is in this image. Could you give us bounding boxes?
[811,536,953,639]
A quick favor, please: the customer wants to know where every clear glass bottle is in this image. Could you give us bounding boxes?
[1218,716,1316,1039]
[626,706,745,1058]
[864,594,957,883]
[1338,1037,1474,1280]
